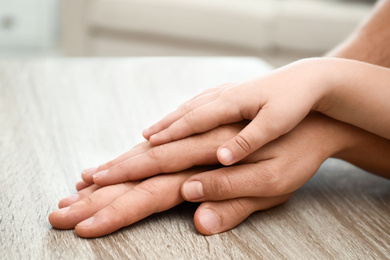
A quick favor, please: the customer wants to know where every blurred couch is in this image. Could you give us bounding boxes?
[61,0,373,58]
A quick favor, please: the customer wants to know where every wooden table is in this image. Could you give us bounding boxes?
[1,58,389,259]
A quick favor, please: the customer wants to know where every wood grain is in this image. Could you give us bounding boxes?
[0,58,389,259]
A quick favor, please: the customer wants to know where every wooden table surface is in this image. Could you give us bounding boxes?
[0,58,389,259]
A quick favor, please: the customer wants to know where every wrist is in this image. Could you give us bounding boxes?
[307,113,352,160]
[289,58,338,113]
[305,58,347,114]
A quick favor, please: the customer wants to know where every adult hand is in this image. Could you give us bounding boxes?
[51,113,390,237]
[49,168,290,238]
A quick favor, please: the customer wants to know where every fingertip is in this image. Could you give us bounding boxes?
[76,180,90,191]
[91,170,111,187]
[48,211,58,228]
[194,207,222,235]
[142,127,153,140]
[82,167,97,177]
[48,212,56,227]
[81,167,97,184]
[74,217,96,238]
[58,193,80,208]
[217,147,235,165]
[181,180,204,201]
[149,134,158,144]
[49,206,73,229]
[75,213,122,238]
[149,134,166,146]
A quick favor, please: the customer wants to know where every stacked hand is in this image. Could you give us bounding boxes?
[50,1,390,238]
[49,112,390,237]
[143,58,390,165]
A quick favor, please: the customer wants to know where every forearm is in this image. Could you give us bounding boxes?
[326,0,390,67]
[315,58,390,140]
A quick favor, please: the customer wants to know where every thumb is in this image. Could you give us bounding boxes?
[217,107,298,165]
[194,195,292,235]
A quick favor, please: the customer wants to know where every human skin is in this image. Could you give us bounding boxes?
[139,58,390,167]
[140,0,390,166]
[51,0,390,237]
[327,0,390,68]
[50,113,390,237]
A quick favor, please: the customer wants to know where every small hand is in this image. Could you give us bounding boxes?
[142,58,331,165]
[143,58,390,166]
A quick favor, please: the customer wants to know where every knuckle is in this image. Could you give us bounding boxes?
[211,174,235,198]
[178,100,193,113]
[239,107,258,120]
[113,161,127,174]
[228,199,250,218]
[79,196,96,209]
[106,203,125,226]
[106,203,123,213]
[132,182,159,211]
[258,168,286,196]
[146,146,166,173]
[133,182,159,198]
[233,134,253,154]
[182,110,198,132]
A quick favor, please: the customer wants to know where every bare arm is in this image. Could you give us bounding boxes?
[327,0,390,67]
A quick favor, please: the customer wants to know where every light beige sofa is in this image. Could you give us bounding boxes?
[62,0,373,61]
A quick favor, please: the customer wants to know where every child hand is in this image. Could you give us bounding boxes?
[143,57,390,165]
[143,58,330,165]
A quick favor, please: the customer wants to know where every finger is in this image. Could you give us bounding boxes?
[80,167,99,182]
[59,184,100,208]
[217,105,308,165]
[149,99,243,146]
[74,171,194,238]
[75,180,92,191]
[194,194,292,235]
[182,159,314,201]
[91,123,240,186]
[81,141,152,183]
[49,182,137,230]
[143,86,225,140]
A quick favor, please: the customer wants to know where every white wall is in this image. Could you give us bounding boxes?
[0,0,59,55]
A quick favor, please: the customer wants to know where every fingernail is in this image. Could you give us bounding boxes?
[93,170,109,179]
[56,206,70,215]
[149,134,157,142]
[143,127,152,136]
[199,209,221,234]
[183,181,204,201]
[218,148,233,164]
[82,167,98,176]
[64,194,79,202]
[77,217,95,227]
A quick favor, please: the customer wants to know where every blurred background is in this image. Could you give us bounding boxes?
[0,0,376,67]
